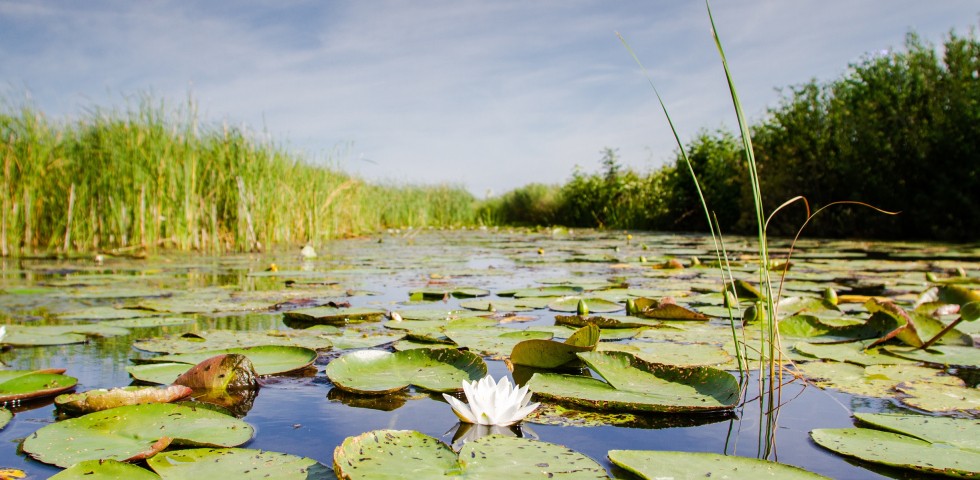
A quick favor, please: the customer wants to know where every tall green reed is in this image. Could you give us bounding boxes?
[0,95,479,256]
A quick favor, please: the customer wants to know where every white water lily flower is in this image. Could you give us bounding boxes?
[442,375,539,426]
[0,325,5,343]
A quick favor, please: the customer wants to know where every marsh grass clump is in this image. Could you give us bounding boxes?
[0,96,478,255]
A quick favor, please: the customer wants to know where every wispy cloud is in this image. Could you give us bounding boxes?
[1,0,976,195]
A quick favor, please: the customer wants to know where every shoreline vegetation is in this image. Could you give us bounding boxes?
[2,30,977,256]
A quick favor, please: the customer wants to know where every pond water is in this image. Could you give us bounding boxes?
[0,229,977,479]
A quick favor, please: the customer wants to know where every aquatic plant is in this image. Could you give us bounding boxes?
[442,375,539,426]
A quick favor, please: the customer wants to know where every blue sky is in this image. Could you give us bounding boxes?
[2,1,977,196]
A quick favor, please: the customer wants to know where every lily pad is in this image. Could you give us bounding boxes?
[792,341,918,365]
[446,326,553,358]
[0,409,11,430]
[548,297,623,313]
[102,317,196,328]
[527,351,739,413]
[133,330,333,354]
[149,346,317,376]
[146,448,332,479]
[608,450,830,479]
[325,348,487,394]
[282,306,386,326]
[811,427,980,477]
[632,297,710,320]
[49,459,161,479]
[598,342,732,367]
[333,429,607,479]
[0,369,78,403]
[55,385,193,415]
[408,287,490,300]
[895,381,980,413]
[882,345,980,368]
[3,324,130,346]
[510,325,600,369]
[853,412,980,451]
[23,403,254,467]
[128,346,315,384]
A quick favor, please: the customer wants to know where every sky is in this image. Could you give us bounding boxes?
[2,1,977,197]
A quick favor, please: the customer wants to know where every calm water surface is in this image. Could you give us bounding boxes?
[1,230,976,479]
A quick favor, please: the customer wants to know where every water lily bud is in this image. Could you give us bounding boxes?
[577,299,589,316]
[626,298,637,316]
[723,290,738,307]
[639,256,647,263]
[537,248,544,255]
[389,311,403,322]
[689,256,701,267]
[626,234,633,245]
[822,288,838,306]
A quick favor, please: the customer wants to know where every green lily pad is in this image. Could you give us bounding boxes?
[458,298,539,312]
[50,459,161,479]
[510,325,600,368]
[101,317,196,328]
[282,306,386,326]
[128,346,316,384]
[0,369,78,403]
[0,409,11,430]
[133,330,333,354]
[150,346,317,375]
[608,450,830,479]
[3,324,130,346]
[57,306,155,321]
[500,286,584,298]
[147,448,332,479]
[23,403,254,467]
[853,413,980,451]
[632,298,710,320]
[792,341,918,365]
[527,351,739,413]
[325,348,487,394]
[895,381,980,413]
[333,430,607,479]
[393,309,467,321]
[811,427,980,477]
[598,342,732,367]
[555,314,663,329]
[795,361,962,398]
[408,287,490,300]
[446,325,553,357]
[882,345,980,368]
[328,328,407,350]
[548,297,623,313]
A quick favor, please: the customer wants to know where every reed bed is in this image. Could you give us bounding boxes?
[0,97,478,256]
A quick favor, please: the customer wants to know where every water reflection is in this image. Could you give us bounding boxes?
[327,387,411,411]
[444,421,538,451]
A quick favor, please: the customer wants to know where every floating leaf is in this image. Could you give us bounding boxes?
[23,403,253,467]
[555,314,663,329]
[282,306,386,326]
[811,427,980,477]
[173,354,259,391]
[510,325,600,369]
[527,351,739,413]
[129,346,314,384]
[446,325,553,357]
[0,370,77,403]
[548,297,623,313]
[150,346,317,376]
[49,459,161,479]
[895,381,980,413]
[793,341,918,365]
[325,348,487,394]
[55,385,193,415]
[598,342,731,367]
[333,430,607,479]
[795,361,962,398]
[409,287,490,300]
[102,317,196,328]
[608,450,829,479]
[0,409,10,430]
[633,297,710,320]
[883,345,980,368]
[853,413,980,451]
[3,324,129,346]
[147,448,332,479]
[133,330,332,354]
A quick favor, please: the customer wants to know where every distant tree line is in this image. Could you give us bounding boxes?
[482,31,979,241]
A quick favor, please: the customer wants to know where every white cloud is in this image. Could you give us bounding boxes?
[1,0,977,195]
